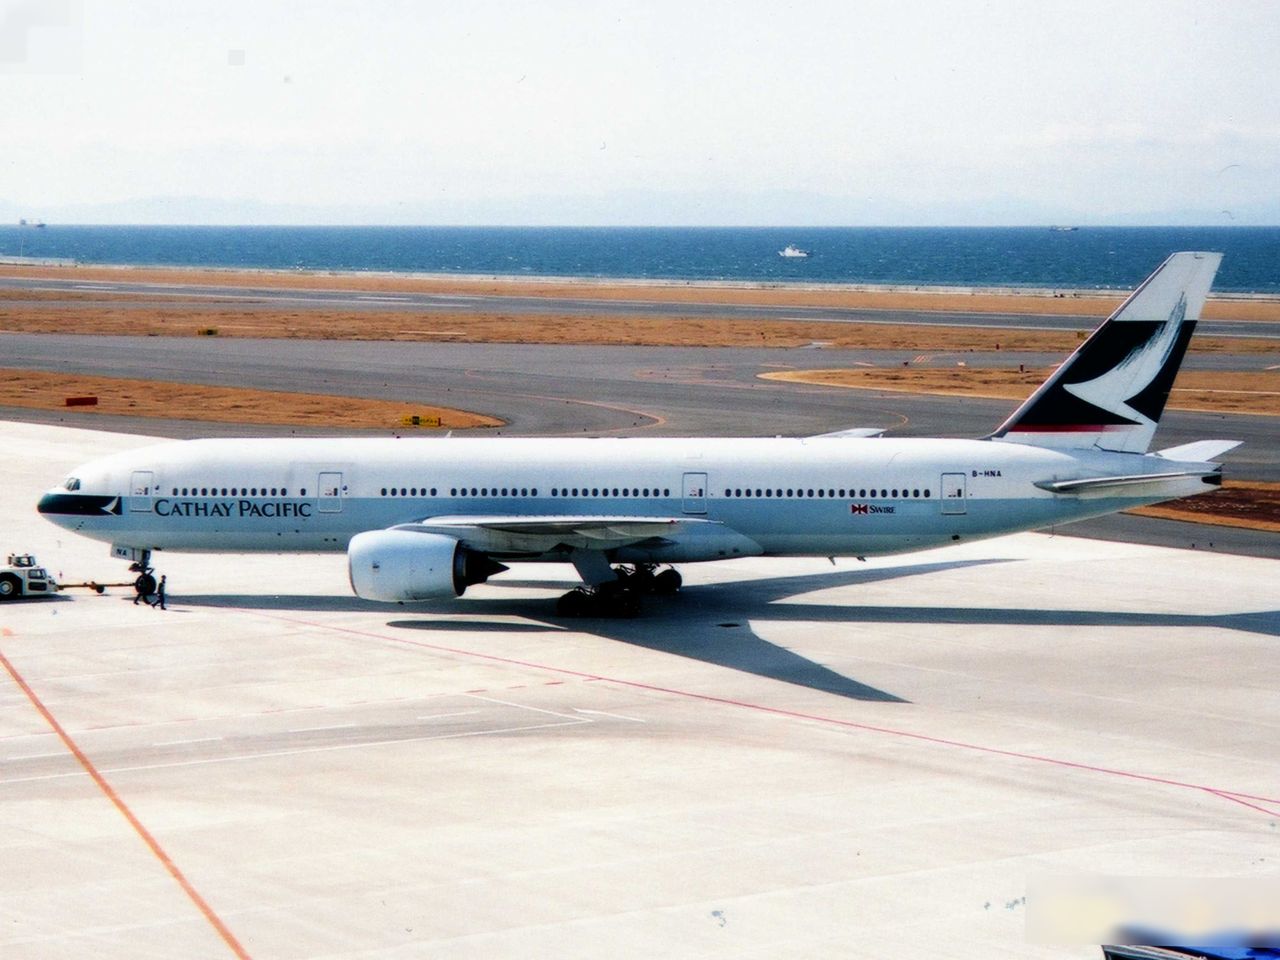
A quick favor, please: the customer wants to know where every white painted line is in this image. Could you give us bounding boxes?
[6,751,64,760]
[0,719,591,784]
[467,693,585,721]
[356,295,413,302]
[415,710,481,721]
[154,737,222,746]
[291,722,359,733]
[574,708,646,723]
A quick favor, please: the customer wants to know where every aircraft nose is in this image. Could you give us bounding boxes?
[37,492,122,516]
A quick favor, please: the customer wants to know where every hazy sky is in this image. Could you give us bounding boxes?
[2,0,1277,224]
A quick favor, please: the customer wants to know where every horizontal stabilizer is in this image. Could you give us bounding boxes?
[1155,439,1242,462]
[810,427,887,439]
[1034,469,1221,494]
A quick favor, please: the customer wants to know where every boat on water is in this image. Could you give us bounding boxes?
[778,244,809,258]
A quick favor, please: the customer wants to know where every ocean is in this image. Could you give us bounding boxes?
[1,225,1277,293]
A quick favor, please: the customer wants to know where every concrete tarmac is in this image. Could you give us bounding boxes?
[3,421,1278,958]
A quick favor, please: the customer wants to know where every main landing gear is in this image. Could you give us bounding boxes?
[556,564,682,618]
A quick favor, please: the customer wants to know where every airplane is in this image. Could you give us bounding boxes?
[37,252,1235,616]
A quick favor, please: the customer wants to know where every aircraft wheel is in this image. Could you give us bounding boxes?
[607,587,641,618]
[0,575,19,600]
[556,589,589,617]
[653,569,682,595]
[134,573,157,597]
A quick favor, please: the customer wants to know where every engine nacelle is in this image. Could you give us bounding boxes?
[348,530,505,602]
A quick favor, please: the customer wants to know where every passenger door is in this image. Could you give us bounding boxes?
[682,472,707,515]
[940,473,967,515]
[129,470,155,512]
[317,471,344,514]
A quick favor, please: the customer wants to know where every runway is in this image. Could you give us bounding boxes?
[2,274,1277,339]
[2,421,1276,958]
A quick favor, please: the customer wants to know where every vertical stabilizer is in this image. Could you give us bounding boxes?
[990,251,1221,453]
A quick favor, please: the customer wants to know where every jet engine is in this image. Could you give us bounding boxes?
[348,530,507,602]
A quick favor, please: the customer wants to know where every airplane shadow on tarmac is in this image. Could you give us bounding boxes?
[177,557,1280,704]
[393,559,1019,704]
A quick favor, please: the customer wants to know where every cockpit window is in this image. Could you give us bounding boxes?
[63,477,81,491]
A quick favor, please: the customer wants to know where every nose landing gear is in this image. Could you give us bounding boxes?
[129,549,158,604]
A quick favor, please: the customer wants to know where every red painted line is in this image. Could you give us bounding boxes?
[0,648,253,960]
[259,611,1280,819]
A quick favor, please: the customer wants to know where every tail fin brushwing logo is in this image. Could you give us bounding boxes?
[990,252,1220,454]
[1059,293,1191,429]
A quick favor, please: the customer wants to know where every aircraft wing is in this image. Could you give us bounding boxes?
[397,514,726,553]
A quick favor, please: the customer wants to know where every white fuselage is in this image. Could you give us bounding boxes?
[38,435,1215,562]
